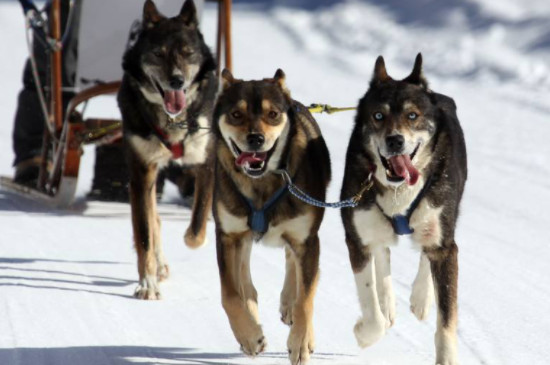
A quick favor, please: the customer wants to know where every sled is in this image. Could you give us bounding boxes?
[1,0,232,207]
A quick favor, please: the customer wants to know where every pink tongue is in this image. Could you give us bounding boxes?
[235,152,267,167]
[389,155,420,185]
[163,89,186,115]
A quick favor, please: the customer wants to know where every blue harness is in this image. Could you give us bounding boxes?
[379,176,433,235]
[243,184,289,234]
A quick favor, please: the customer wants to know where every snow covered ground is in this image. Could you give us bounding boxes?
[1,0,549,364]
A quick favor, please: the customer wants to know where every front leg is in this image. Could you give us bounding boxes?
[129,162,162,300]
[352,246,387,348]
[286,234,319,365]
[185,163,214,248]
[217,230,266,357]
[426,243,459,365]
[374,247,396,328]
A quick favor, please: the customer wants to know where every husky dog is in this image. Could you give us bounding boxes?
[118,0,218,300]
[213,69,331,364]
[340,54,467,364]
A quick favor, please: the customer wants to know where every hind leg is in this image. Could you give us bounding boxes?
[154,214,169,282]
[280,246,297,326]
[286,235,319,365]
[427,244,459,365]
[240,238,259,323]
[130,163,162,300]
[410,252,434,321]
[218,231,266,357]
[374,247,396,328]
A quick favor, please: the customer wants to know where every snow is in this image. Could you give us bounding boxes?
[1,1,550,364]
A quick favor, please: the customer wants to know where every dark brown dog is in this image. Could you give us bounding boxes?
[340,54,467,364]
[118,0,218,300]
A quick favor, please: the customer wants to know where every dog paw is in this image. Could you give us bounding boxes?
[280,303,293,326]
[287,323,315,365]
[353,315,386,348]
[238,330,267,357]
[157,263,170,282]
[435,330,458,365]
[134,278,161,300]
[184,228,207,249]
[410,281,434,321]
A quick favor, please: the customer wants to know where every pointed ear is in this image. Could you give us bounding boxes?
[143,0,164,28]
[372,56,392,83]
[273,69,290,96]
[221,68,235,91]
[179,0,198,27]
[403,53,428,88]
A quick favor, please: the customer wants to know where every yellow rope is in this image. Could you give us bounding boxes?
[307,103,356,114]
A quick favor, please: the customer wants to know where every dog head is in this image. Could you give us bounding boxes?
[357,53,437,187]
[126,0,210,117]
[214,69,292,178]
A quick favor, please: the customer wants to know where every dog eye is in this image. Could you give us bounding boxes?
[152,50,163,58]
[373,112,384,121]
[268,110,279,119]
[408,112,418,120]
[231,111,243,119]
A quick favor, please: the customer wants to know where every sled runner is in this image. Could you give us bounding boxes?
[1,0,232,207]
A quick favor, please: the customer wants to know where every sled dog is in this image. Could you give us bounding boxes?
[340,54,467,364]
[213,69,331,364]
[118,0,218,300]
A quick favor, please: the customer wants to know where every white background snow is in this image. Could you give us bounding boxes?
[1,0,549,364]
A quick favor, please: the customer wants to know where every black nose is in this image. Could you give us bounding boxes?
[169,75,184,90]
[386,135,405,153]
[247,134,265,149]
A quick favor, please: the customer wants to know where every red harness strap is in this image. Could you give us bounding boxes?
[153,125,184,159]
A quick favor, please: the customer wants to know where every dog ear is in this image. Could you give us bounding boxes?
[221,69,235,91]
[372,56,392,83]
[273,69,291,96]
[179,0,198,27]
[143,0,164,28]
[403,53,428,88]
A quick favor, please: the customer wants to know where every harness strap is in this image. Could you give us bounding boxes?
[379,175,434,235]
[244,184,288,234]
[152,125,184,159]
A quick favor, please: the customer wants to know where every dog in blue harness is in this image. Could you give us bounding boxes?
[212,69,331,365]
[340,54,467,365]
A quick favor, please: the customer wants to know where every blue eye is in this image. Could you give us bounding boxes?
[408,112,418,120]
[373,112,384,121]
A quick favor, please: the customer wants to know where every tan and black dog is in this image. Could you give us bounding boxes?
[118,0,218,300]
[340,54,467,364]
[212,69,331,364]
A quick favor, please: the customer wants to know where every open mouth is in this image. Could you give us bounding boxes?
[154,80,186,117]
[379,144,420,185]
[231,139,278,177]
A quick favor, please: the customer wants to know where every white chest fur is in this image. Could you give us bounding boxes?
[351,178,443,248]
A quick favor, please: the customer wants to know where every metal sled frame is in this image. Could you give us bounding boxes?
[1,0,232,207]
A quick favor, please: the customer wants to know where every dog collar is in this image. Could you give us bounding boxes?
[152,125,184,159]
[243,184,288,235]
[377,175,433,236]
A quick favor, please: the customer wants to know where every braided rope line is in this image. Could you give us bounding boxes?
[275,170,372,209]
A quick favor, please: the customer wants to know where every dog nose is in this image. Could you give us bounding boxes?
[247,134,265,149]
[169,75,184,90]
[386,135,405,153]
